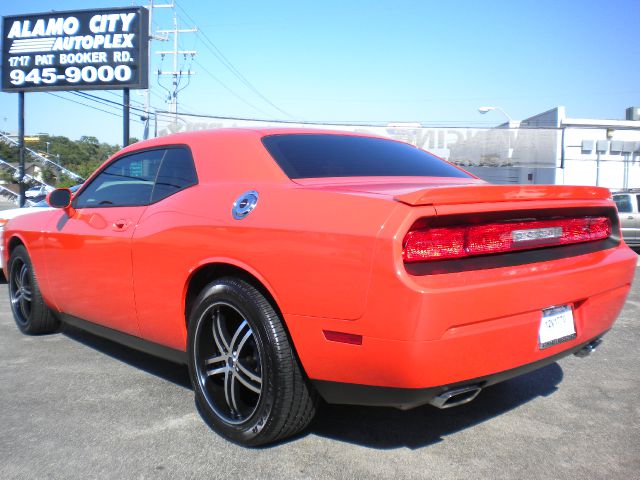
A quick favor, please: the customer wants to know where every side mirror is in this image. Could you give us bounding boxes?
[47,188,72,209]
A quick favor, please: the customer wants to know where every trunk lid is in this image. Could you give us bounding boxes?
[293,177,612,206]
[394,184,612,206]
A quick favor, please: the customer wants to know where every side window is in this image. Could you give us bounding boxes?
[613,195,632,214]
[74,150,164,208]
[636,195,640,213]
[150,147,198,203]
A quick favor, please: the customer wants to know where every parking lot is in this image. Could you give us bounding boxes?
[1,259,638,480]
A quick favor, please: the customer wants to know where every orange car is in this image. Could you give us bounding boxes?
[4,129,637,446]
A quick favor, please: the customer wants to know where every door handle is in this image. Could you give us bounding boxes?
[113,219,132,231]
[628,216,634,220]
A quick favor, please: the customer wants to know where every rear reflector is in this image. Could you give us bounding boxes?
[323,330,363,345]
[403,216,612,263]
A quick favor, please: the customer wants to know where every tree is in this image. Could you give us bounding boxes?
[0,134,121,187]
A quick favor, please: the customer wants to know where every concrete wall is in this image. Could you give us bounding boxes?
[466,166,556,185]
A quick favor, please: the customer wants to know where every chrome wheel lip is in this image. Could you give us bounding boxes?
[9,258,32,326]
[194,301,264,426]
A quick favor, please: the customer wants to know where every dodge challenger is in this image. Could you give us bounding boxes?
[3,128,637,446]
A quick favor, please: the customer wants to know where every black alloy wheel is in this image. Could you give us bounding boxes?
[8,245,59,334]
[9,255,32,326]
[194,301,263,424]
[187,277,317,446]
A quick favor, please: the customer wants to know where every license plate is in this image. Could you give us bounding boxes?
[538,305,576,349]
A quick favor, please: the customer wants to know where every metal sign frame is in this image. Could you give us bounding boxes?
[1,6,149,92]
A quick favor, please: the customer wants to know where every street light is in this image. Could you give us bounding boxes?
[478,106,516,162]
[478,106,513,122]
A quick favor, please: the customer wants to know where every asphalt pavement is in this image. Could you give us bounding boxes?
[1,260,639,480]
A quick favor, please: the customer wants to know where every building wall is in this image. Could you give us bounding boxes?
[465,166,556,185]
[559,126,640,190]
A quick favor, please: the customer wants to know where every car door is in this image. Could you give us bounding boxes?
[130,146,199,349]
[613,194,637,245]
[44,149,165,336]
[632,194,640,244]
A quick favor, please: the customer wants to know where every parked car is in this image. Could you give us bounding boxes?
[24,184,54,199]
[3,129,637,446]
[613,190,640,247]
[0,184,82,268]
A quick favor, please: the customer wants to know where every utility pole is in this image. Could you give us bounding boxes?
[143,0,173,139]
[156,10,196,122]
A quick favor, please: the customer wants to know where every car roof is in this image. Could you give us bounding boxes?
[118,127,380,153]
[104,128,389,184]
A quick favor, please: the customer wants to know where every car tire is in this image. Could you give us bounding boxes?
[187,277,318,446]
[8,245,59,334]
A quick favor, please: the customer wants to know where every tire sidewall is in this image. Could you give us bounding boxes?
[187,279,281,446]
[8,246,36,334]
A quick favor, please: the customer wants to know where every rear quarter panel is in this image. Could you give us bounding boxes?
[131,182,397,350]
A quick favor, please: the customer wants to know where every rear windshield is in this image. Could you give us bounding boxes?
[262,134,471,179]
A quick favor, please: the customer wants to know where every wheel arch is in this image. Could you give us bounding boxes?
[7,234,27,255]
[183,260,284,331]
[182,260,312,374]
[5,234,27,271]
[183,259,319,445]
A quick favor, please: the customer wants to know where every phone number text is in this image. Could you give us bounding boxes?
[9,65,133,86]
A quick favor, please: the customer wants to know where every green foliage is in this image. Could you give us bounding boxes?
[40,165,57,185]
[56,177,77,189]
[0,134,121,187]
[0,141,19,163]
[0,169,15,183]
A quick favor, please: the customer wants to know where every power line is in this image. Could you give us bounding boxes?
[104,89,147,108]
[155,9,197,116]
[192,59,275,118]
[73,91,149,115]
[151,109,530,128]
[47,93,125,119]
[46,92,144,125]
[174,1,297,120]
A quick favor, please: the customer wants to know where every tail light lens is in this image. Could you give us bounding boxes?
[403,216,612,263]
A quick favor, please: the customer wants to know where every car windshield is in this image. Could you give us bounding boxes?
[262,134,471,179]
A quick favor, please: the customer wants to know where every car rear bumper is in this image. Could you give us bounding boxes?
[285,244,636,395]
[312,333,606,409]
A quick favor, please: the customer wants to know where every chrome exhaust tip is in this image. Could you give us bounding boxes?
[574,338,603,358]
[430,385,482,409]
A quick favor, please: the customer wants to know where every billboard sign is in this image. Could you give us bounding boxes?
[1,7,149,92]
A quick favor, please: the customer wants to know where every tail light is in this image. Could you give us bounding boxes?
[403,216,612,263]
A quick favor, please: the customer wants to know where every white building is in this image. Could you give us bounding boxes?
[463,106,640,190]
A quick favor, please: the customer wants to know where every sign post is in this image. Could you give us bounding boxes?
[18,91,24,207]
[1,6,149,203]
[123,88,130,147]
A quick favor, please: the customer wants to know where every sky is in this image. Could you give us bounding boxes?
[0,0,639,145]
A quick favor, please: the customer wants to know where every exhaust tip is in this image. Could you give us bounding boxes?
[574,338,603,358]
[430,385,482,409]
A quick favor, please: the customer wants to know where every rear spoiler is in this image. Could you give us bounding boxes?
[394,185,612,206]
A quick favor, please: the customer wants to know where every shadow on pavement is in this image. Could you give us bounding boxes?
[60,320,563,450]
[62,323,192,389]
[307,363,563,450]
